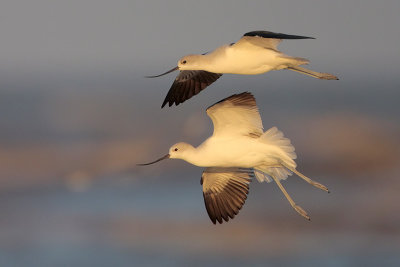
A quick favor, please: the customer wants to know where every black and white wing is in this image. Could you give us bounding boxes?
[206,92,263,138]
[233,30,315,51]
[161,70,222,108]
[201,167,253,224]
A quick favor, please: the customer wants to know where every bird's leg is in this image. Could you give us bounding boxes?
[292,168,330,193]
[271,175,310,221]
[279,160,330,193]
[287,66,338,80]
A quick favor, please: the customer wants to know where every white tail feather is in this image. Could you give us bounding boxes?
[254,127,297,183]
[261,127,297,161]
[292,57,310,66]
[278,55,310,66]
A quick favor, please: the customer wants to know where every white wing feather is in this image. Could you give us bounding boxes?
[206,92,263,138]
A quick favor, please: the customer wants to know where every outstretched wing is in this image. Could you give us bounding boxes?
[161,70,222,108]
[233,30,315,51]
[201,167,253,224]
[206,92,263,138]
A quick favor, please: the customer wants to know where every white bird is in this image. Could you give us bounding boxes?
[147,30,339,108]
[139,92,329,224]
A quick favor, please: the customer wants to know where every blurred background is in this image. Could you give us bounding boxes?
[1,0,399,266]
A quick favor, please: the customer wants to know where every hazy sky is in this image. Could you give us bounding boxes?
[0,0,399,147]
[0,0,399,75]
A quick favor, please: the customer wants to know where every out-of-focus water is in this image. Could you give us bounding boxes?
[0,170,399,266]
[0,71,400,266]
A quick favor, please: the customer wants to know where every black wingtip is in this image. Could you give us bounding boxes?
[161,100,178,108]
[206,91,255,111]
[161,95,176,108]
[160,71,223,109]
[244,30,315,40]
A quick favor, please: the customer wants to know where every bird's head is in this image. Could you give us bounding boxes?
[137,142,194,166]
[177,55,203,70]
[168,142,194,159]
[145,54,205,78]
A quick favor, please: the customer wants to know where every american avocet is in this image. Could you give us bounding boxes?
[148,31,339,108]
[139,92,329,224]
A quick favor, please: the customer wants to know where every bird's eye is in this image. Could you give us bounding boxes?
[174,148,178,151]
[182,60,187,64]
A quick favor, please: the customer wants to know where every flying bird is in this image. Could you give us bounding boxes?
[138,92,329,224]
[147,30,339,108]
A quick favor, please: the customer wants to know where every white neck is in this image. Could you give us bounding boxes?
[177,146,211,167]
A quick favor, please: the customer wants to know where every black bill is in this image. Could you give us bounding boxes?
[137,154,170,166]
[145,66,179,78]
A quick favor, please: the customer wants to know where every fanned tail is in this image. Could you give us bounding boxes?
[254,127,297,183]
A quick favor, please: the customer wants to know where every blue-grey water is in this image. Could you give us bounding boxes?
[1,70,400,266]
[1,172,399,267]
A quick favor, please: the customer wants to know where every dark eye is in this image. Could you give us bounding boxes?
[182,60,187,64]
[174,148,178,151]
